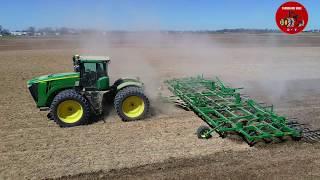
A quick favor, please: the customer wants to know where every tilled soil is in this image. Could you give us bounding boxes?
[1,34,320,179]
[57,143,320,180]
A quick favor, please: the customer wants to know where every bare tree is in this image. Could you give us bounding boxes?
[26,26,36,36]
[1,29,10,36]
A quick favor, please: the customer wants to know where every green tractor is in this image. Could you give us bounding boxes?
[27,55,150,127]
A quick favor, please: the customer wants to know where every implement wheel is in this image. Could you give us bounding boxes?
[197,125,212,139]
[114,87,150,121]
[50,89,90,127]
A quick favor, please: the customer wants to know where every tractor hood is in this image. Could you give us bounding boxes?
[27,72,80,86]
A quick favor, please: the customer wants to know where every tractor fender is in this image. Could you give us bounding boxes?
[46,87,75,107]
[114,77,143,91]
[116,81,143,91]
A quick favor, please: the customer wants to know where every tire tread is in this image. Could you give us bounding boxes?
[114,86,150,121]
[50,89,90,127]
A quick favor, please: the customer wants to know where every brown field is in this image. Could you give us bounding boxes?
[1,33,320,179]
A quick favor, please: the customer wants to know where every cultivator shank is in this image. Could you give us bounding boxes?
[165,76,302,146]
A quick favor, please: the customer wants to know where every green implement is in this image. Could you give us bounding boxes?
[165,76,302,146]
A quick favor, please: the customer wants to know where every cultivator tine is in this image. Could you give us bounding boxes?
[166,96,191,110]
[287,123,305,128]
[303,129,320,143]
[165,76,309,146]
[287,118,299,123]
[287,119,307,126]
[285,120,320,143]
[258,103,273,109]
[287,121,299,125]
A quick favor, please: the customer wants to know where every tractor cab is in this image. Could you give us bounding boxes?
[73,55,110,91]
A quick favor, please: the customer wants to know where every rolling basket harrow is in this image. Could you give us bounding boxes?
[165,76,320,146]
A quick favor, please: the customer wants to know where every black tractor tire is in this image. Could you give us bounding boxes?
[114,86,150,121]
[47,112,54,120]
[197,125,212,139]
[50,89,91,127]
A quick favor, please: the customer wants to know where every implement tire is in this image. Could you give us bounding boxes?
[50,89,90,127]
[114,86,150,121]
[197,125,212,139]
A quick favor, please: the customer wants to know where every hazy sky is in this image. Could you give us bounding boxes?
[0,0,319,30]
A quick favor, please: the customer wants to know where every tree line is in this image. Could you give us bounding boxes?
[1,25,319,36]
[0,25,11,35]
[0,25,100,36]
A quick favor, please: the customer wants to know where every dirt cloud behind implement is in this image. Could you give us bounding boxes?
[77,33,320,102]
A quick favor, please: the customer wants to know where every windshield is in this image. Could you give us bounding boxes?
[80,62,108,88]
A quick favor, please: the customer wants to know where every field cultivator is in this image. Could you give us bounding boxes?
[165,76,315,146]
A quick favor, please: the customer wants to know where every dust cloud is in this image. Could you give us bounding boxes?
[77,32,320,104]
[51,1,320,108]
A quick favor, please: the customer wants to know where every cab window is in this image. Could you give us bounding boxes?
[81,62,107,88]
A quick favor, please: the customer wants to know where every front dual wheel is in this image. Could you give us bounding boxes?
[57,100,83,123]
[50,90,90,127]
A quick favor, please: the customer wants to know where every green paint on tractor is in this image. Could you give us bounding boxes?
[27,72,80,107]
[27,55,150,127]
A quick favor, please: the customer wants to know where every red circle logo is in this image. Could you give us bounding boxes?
[275,1,308,34]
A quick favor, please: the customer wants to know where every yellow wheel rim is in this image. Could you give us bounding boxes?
[122,96,145,118]
[57,100,83,123]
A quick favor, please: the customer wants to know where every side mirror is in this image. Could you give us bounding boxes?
[74,65,80,72]
[73,54,80,65]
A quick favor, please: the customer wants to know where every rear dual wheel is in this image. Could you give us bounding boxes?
[114,87,150,121]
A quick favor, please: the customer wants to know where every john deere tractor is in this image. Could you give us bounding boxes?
[27,55,150,127]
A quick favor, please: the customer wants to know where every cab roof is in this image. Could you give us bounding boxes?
[78,56,110,63]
